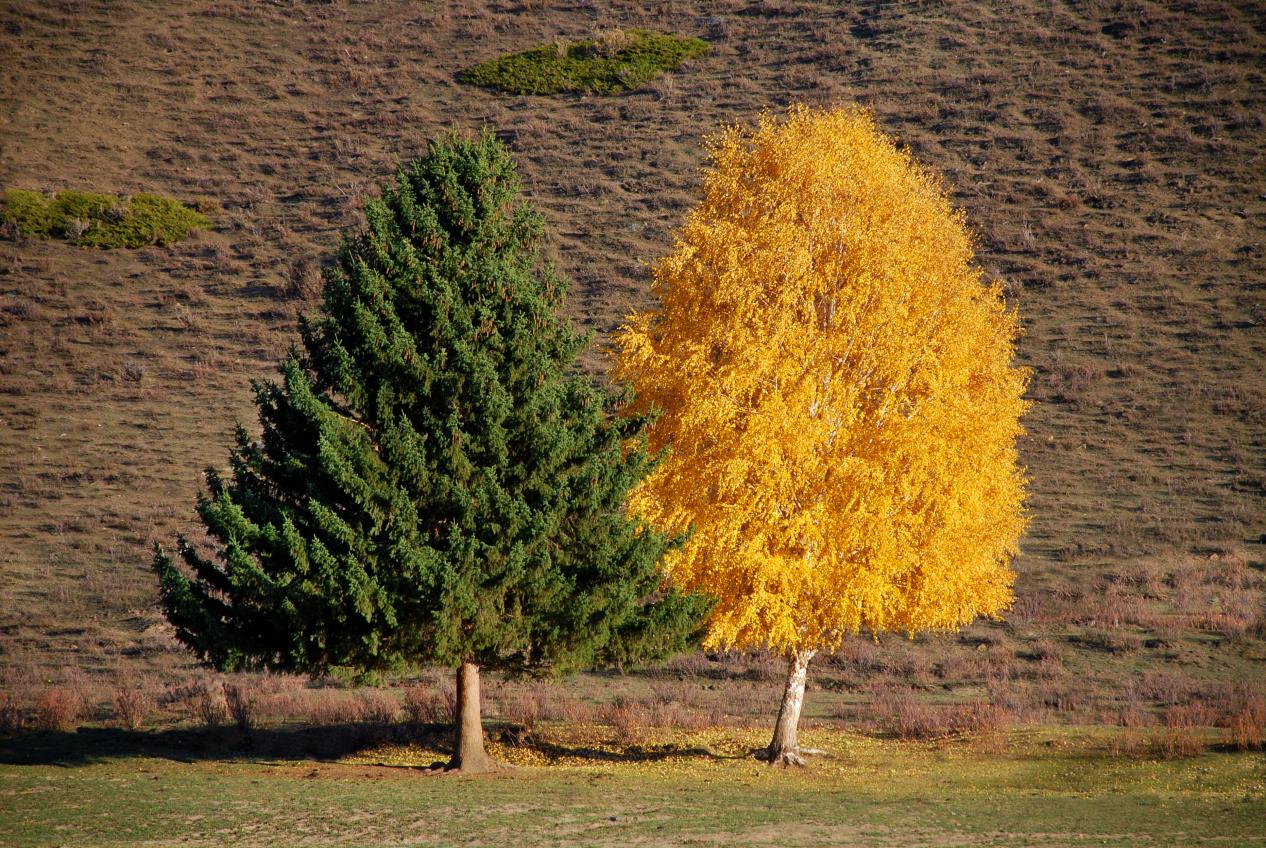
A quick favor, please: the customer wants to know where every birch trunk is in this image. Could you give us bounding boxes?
[763,648,816,766]
[447,661,495,773]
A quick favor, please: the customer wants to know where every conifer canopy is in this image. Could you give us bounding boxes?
[154,132,710,683]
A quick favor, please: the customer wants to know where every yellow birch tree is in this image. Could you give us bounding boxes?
[615,105,1030,765]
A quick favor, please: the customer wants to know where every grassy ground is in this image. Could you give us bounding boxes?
[2,727,1263,847]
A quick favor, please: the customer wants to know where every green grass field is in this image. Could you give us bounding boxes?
[2,728,1262,847]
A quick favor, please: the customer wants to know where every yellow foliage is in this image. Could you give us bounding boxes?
[616,105,1030,654]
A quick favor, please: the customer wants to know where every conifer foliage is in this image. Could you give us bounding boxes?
[154,132,709,772]
[616,106,1030,765]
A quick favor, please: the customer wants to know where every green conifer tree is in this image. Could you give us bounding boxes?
[154,132,711,772]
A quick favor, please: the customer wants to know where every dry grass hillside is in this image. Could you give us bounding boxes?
[0,0,1263,725]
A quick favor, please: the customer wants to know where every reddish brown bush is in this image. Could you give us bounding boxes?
[357,690,399,725]
[0,691,23,732]
[1224,691,1265,751]
[549,694,597,725]
[1109,728,1146,757]
[650,680,700,709]
[307,691,365,726]
[1032,656,1066,681]
[112,688,154,730]
[602,696,650,746]
[1037,682,1089,714]
[869,684,1013,741]
[223,682,255,731]
[1150,706,1208,759]
[1116,703,1153,729]
[647,700,711,731]
[497,685,548,732]
[35,688,82,732]
[401,684,454,725]
[194,682,227,729]
[1139,671,1194,706]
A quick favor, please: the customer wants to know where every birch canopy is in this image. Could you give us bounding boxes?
[616,106,1030,657]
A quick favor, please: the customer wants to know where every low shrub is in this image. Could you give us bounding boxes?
[1147,705,1210,759]
[195,682,228,729]
[307,692,365,726]
[1109,728,1147,757]
[871,684,1013,741]
[35,688,82,732]
[602,696,650,746]
[223,683,255,731]
[497,685,549,733]
[2,189,210,248]
[1223,690,1265,751]
[401,682,455,726]
[648,700,712,731]
[0,691,23,732]
[357,690,400,725]
[112,688,154,730]
[459,29,708,95]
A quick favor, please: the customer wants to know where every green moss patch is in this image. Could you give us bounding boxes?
[2,189,210,248]
[459,29,709,96]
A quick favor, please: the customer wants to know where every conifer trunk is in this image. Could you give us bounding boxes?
[763,648,816,766]
[448,662,494,773]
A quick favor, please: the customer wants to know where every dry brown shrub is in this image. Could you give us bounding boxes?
[602,696,649,746]
[497,684,548,733]
[284,257,323,300]
[223,682,255,731]
[933,652,994,684]
[1222,688,1265,751]
[194,682,227,728]
[35,688,83,732]
[662,651,712,678]
[1226,701,1265,751]
[869,683,980,740]
[650,680,699,709]
[112,688,154,730]
[1109,728,1147,757]
[157,678,200,707]
[306,691,368,726]
[880,698,944,740]
[1032,655,1066,681]
[1037,682,1089,714]
[1095,583,1148,628]
[549,694,597,725]
[593,28,634,58]
[1139,671,1192,706]
[401,682,456,725]
[1150,706,1207,759]
[1172,700,1219,728]
[649,700,711,730]
[0,691,24,732]
[700,680,768,724]
[985,678,1040,722]
[357,690,399,725]
[1022,637,1063,663]
[1086,628,1143,654]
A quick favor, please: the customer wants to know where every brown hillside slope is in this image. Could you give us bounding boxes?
[0,0,1262,700]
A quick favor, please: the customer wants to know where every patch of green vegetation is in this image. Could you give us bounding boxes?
[2,189,210,248]
[459,29,708,95]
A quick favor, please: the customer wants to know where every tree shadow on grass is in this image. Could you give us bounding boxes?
[0,722,744,769]
[0,722,452,768]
